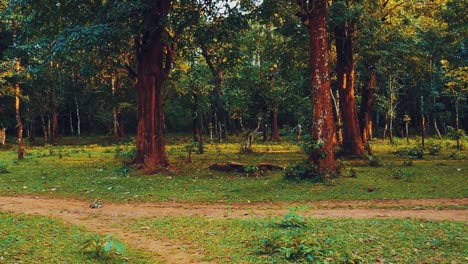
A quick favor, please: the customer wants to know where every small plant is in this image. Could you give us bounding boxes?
[0,160,9,173]
[115,146,136,164]
[391,169,414,182]
[244,165,260,176]
[448,151,465,160]
[279,211,308,229]
[428,143,442,155]
[446,127,466,150]
[368,155,384,167]
[260,212,359,263]
[396,146,424,159]
[81,234,125,258]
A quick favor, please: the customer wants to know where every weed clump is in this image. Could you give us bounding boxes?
[396,146,424,159]
[368,155,384,167]
[428,143,442,155]
[0,160,9,173]
[259,211,361,263]
[284,162,331,182]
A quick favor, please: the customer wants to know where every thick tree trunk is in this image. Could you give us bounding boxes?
[134,0,173,170]
[301,0,336,174]
[335,21,363,156]
[359,70,376,144]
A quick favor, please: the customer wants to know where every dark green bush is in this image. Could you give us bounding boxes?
[284,162,323,182]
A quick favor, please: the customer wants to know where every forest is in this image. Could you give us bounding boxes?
[0,0,467,263]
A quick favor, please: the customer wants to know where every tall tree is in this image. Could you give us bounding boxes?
[330,0,363,156]
[133,0,174,169]
[295,0,336,174]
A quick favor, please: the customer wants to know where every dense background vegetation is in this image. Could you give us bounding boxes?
[0,0,465,138]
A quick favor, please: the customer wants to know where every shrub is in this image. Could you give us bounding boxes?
[0,160,9,173]
[396,146,424,159]
[368,155,384,167]
[428,143,442,155]
[259,212,361,263]
[284,162,323,182]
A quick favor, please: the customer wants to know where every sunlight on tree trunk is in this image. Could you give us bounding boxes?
[297,0,336,174]
[15,76,24,160]
[335,19,363,156]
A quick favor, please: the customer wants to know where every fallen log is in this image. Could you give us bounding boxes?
[256,162,285,171]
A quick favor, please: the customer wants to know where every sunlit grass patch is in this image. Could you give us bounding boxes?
[126,215,467,263]
[0,135,466,202]
[0,211,154,263]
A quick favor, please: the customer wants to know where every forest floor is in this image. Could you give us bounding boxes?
[1,195,466,263]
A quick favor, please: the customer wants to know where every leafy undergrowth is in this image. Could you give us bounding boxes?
[0,211,154,263]
[127,213,467,263]
[0,135,466,203]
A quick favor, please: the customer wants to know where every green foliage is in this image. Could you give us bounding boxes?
[114,145,136,164]
[0,212,148,263]
[448,151,465,160]
[260,212,360,263]
[81,234,125,258]
[129,215,468,263]
[428,143,442,155]
[243,165,260,176]
[278,210,308,229]
[284,161,322,182]
[0,160,9,173]
[368,155,384,167]
[396,146,424,159]
[391,169,414,182]
[446,127,466,149]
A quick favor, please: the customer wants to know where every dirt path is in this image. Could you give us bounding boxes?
[1,195,467,263]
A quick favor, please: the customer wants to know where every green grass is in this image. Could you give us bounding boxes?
[0,135,466,203]
[126,214,467,263]
[0,211,154,263]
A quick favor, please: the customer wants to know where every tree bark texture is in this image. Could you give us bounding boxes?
[359,70,376,144]
[134,0,173,170]
[335,21,363,156]
[300,0,336,174]
[15,82,24,159]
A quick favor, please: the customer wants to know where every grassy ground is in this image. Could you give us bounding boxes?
[0,135,466,263]
[0,211,154,263]
[0,135,466,203]
[126,213,467,263]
